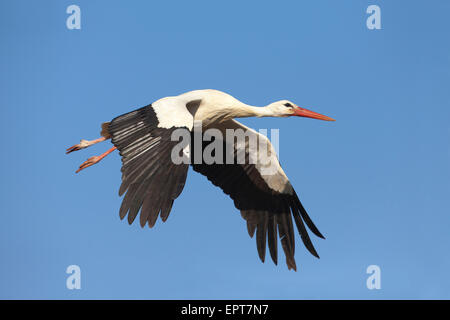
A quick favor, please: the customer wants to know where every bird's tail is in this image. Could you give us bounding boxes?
[100,122,111,139]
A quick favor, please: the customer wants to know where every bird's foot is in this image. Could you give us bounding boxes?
[66,137,107,154]
[76,156,102,173]
[66,139,92,154]
[74,146,117,173]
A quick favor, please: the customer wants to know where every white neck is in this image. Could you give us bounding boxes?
[178,89,277,122]
[229,104,274,118]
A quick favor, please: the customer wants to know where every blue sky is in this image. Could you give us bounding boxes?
[1,0,449,299]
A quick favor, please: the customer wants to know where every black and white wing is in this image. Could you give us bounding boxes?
[108,100,192,227]
[191,120,324,271]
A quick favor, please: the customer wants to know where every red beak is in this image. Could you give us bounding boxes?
[293,107,335,121]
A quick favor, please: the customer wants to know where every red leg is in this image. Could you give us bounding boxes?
[76,146,117,173]
[66,137,107,154]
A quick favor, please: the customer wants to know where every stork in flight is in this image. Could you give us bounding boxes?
[66,89,335,271]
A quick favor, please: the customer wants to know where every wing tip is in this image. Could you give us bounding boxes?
[287,259,297,272]
[311,226,326,239]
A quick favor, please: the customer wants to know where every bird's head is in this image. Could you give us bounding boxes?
[267,100,335,121]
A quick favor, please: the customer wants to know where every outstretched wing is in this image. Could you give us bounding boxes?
[191,119,324,271]
[108,100,193,227]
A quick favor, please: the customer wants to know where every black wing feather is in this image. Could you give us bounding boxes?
[191,128,323,271]
[109,105,189,227]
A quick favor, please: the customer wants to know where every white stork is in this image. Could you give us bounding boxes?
[66,89,335,271]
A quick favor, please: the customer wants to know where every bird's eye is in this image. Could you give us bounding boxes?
[284,103,293,108]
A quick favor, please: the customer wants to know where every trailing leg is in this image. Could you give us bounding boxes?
[75,146,117,173]
[66,137,108,154]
